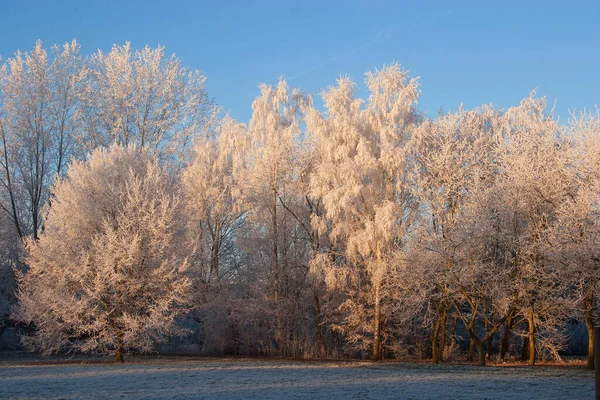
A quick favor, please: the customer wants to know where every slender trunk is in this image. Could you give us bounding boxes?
[500,313,513,360]
[451,315,459,337]
[32,207,39,241]
[585,291,595,369]
[211,242,219,281]
[210,224,220,282]
[313,287,324,357]
[372,282,382,361]
[0,123,23,240]
[448,315,459,358]
[197,319,203,352]
[467,314,476,362]
[115,332,124,363]
[483,300,492,360]
[272,191,282,356]
[528,306,536,366]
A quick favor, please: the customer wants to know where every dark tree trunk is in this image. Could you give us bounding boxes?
[466,314,476,362]
[272,191,282,356]
[431,303,443,364]
[115,333,124,363]
[313,287,325,357]
[499,313,513,360]
[468,339,475,361]
[439,309,447,362]
[528,306,536,366]
[585,292,595,369]
[521,336,529,361]
[372,282,382,361]
[476,340,486,366]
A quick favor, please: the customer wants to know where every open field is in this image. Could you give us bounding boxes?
[0,357,594,399]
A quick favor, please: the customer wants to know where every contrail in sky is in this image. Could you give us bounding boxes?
[289,14,442,81]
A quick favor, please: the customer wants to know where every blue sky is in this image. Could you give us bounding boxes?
[0,0,598,123]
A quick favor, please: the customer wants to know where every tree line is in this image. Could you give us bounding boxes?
[1,41,599,366]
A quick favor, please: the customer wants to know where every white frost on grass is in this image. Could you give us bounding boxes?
[0,359,593,400]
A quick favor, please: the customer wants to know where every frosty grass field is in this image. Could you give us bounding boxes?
[0,357,594,399]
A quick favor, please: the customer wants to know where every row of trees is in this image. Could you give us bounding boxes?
[2,41,599,367]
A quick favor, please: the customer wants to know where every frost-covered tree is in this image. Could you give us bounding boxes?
[0,40,86,329]
[0,40,86,241]
[81,43,216,168]
[14,144,191,361]
[409,105,511,365]
[553,110,600,368]
[237,79,308,355]
[307,64,420,360]
[483,94,576,365]
[181,116,248,352]
[183,116,248,283]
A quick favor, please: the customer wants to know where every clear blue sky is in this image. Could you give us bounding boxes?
[0,0,598,123]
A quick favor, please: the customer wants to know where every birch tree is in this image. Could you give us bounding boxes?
[237,78,308,355]
[307,64,420,360]
[183,116,248,283]
[0,40,86,241]
[13,144,191,361]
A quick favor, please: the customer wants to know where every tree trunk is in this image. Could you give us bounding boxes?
[476,340,486,367]
[210,220,220,282]
[313,287,324,358]
[528,306,536,366]
[521,336,529,361]
[468,339,475,361]
[272,191,282,356]
[466,313,475,362]
[115,333,124,363]
[0,123,24,240]
[439,309,447,362]
[585,292,595,369]
[372,282,382,361]
[500,313,513,360]
[431,305,442,364]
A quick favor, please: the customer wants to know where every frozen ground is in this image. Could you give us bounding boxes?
[0,357,594,399]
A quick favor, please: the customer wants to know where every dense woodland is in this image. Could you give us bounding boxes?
[1,40,599,367]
